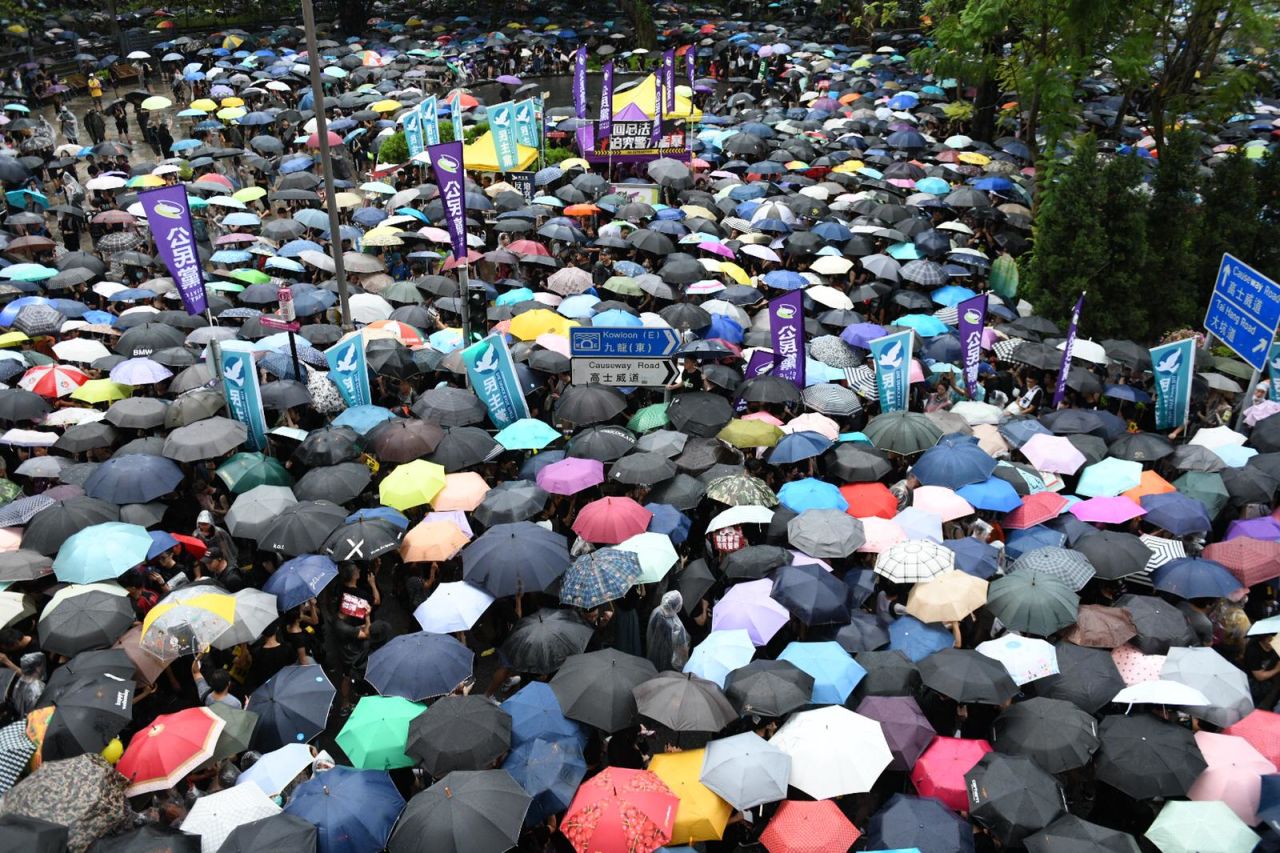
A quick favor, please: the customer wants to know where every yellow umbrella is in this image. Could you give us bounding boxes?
[362,228,404,247]
[379,460,447,511]
[718,262,750,285]
[220,96,245,108]
[648,750,731,843]
[559,157,591,171]
[140,95,172,111]
[216,107,246,121]
[189,99,217,112]
[141,593,237,659]
[232,186,266,203]
[399,520,470,562]
[905,570,989,623]
[370,99,403,113]
[957,151,991,166]
[70,379,131,404]
[221,34,244,49]
[128,174,166,188]
[508,309,574,341]
[681,205,716,220]
[0,331,30,348]
[718,418,783,448]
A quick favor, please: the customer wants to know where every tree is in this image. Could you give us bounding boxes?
[1139,129,1204,331]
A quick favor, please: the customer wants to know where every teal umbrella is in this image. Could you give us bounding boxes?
[495,418,562,451]
[894,313,949,337]
[985,572,1079,636]
[864,412,943,456]
[1173,470,1230,518]
[215,452,293,494]
[53,522,152,583]
[1075,457,1142,497]
[1144,801,1259,853]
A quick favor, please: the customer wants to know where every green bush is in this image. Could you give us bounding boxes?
[378,131,408,165]
[544,146,575,166]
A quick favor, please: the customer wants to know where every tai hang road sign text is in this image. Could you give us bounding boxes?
[571,357,679,388]
[570,327,681,358]
[1204,252,1280,371]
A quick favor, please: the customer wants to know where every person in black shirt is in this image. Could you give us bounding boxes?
[1244,633,1280,707]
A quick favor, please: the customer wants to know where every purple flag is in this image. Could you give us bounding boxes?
[1053,292,1086,408]
[575,123,596,156]
[686,47,695,87]
[744,350,773,379]
[651,76,663,144]
[139,185,207,315]
[597,61,614,141]
[662,50,675,112]
[769,291,805,388]
[573,46,587,119]
[426,141,468,261]
[956,293,988,399]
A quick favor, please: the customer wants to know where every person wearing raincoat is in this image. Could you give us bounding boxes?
[645,591,690,671]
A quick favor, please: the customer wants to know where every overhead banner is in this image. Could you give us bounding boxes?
[1053,292,1085,408]
[573,45,587,119]
[420,95,440,147]
[768,291,805,389]
[871,330,914,413]
[462,335,530,429]
[1150,338,1196,431]
[138,185,208,316]
[957,293,987,399]
[426,141,468,261]
[450,97,464,144]
[686,47,695,87]
[597,61,614,141]
[662,50,675,112]
[489,101,520,173]
[514,99,540,149]
[220,346,267,451]
[1269,342,1280,402]
[325,335,371,409]
[404,105,424,159]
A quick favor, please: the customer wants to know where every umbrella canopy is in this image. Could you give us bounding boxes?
[284,766,406,853]
[966,752,1067,846]
[1095,713,1207,799]
[387,769,531,853]
[550,649,658,733]
[770,705,892,798]
[698,731,790,811]
[405,695,512,777]
[992,696,1099,772]
[560,767,677,853]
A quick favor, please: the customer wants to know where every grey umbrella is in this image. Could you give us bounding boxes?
[52,422,118,454]
[501,609,594,675]
[549,649,657,733]
[406,695,512,777]
[13,304,66,336]
[787,509,864,558]
[554,384,627,426]
[609,452,677,486]
[412,386,486,426]
[0,388,51,423]
[824,442,892,482]
[387,770,531,853]
[1160,646,1253,727]
[646,157,693,189]
[22,496,119,555]
[632,671,738,733]
[699,731,791,810]
[1114,593,1195,654]
[1009,546,1095,591]
[992,697,1100,773]
[226,485,298,541]
[472,480,548,527]
[724,659,814,718]
[162,416,248,462]
[293,463,371,505]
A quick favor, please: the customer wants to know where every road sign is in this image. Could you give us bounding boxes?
[570,327,680,358]
[572,356,679,388]
[259,315,301,332]
[1205,252,1280,371]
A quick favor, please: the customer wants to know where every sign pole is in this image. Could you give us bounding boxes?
[301,0,352,331]
[459,263,472,389]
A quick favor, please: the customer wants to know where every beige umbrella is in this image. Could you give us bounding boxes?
[906,570,989,623]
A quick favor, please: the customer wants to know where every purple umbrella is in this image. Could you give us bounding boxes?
[535,457,604,496]
[840,323,886,350]
[1225,516,1280,542]
[108,357,173,386]
[496,75,523,86]
[856,695,936,771]
[711,579,790,646]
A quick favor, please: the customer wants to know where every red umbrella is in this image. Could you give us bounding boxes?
[1002,492,1069,530]
[1203,537,1280,586]
[572,497,652,545]
[18,364,88,398]
[306,130,343,149]
[1225,709,1280,767]
[839,482,897,520]
[760,800,860,853]
[910,735,993,812]
[560,767,677,853]
[116,706,224,795]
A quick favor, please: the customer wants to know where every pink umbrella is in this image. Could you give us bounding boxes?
[1111,644,1166,686]
[1225,710,1280,767]
[431,472,490,512]
[573,496,652,545]
[1069,496,1147,525]
[856,517,907,553]
[534,333,570,358]
[909,360,925,383]
[306,130,343,149]
[1003,492,1069,530]
[742,411,784,426]
[698,241,735,259]
[785,413,839,440]
[1246,400,1280,427]
[711,578,790,646]
[789,551,834,572]
[911,486,974,522]
[536,457,604,495]
[910,736,993,812]
[1020,433,1087,475]
[1188,731,1277,824]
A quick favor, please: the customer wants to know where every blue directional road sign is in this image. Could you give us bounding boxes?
[570,327,680,358]
[1204,253,1280,371]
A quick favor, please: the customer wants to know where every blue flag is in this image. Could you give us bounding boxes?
[870,330,914,413]
[514,98,540,148]
[450,96,464,144]
[1269,342,1280,402]
[420,96,440,147]
[404,105,424,159]
[489,101,520,173]
[325,336,372,408]
[219,345,267,451]
[462,335,530,428]
[1150,338,1196,431]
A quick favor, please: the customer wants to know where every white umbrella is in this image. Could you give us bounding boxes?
[1058,338,1109,365]
[874,539,954,583]
[213,588,279,650]
[951,401,1002,426]
[707,505,775,533]
[977,634,1060,685]
[806,283,854,309]
[413,581,495,633]
[1161,646,1253,727]
[615,532,678,584]
[809,256,854,277]
[52,339,113,364]
[348,292,394,324]
[1113,680,1211,708]
[235,742,314,796]
[1190,425,1247,450]
[700,731,791,810]
[182,784,281,853]
[770,705,891,799]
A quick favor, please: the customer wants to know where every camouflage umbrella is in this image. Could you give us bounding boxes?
[705,474,778,507]
[2,753,130,851]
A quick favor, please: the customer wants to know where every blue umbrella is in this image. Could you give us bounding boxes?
[284,767,405,853]
[346,507,410,530]
[957,477,1022,513]
[943,538,1001,579]
[895,313,949,337]
[1140,492,1212,536]
[888,615,954,662]
[82,454,183,504]
[770,564,850,626]
[998,418,1054,448]
[53,522,152,584]
[559,549,641,609]
[865,793,976,853]
[264,554,339,611]
[365,632,474,701]
[1152,558,1243,599]
[913,440,996,489]
[684,629,756,687]
[767,430,833,465]
[777,641,866,704]
[777,478,848,513]
[332,405,396,434]
[147,531,179,560]
[644,502,690,544]
[762,270,807,291]
[932,284,977,307]
[503,737,587,825]
[500,682,585,748]
[1005,526,1068,559]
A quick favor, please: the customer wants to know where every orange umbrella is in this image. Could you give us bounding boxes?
[564,204,600,217]
[431,472,491,512]
[1123,470,1176,504]
[399,520,470,562]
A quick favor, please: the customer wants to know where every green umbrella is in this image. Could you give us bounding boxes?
[206,704,260,763]
[985,572,1079,636]
[216,452,294,494]
[1144,801,1259,853]
[230,268,271,285]
[335,695,423,770]
[863,412,943,456]
[380,281,424,304]
[989,253,1019,299]
[627,403,669,433]
[0,478,20,503]
[1173,471,1230,518]
[602,275,643,296]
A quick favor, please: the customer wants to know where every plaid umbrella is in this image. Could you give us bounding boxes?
[0,719,34,794]
[13,305,66,337]
[559,549,642,609]
[1010,547,1096,591]
[874,540,955,583]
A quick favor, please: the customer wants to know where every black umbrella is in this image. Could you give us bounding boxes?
[667,391,734,437]
[1095,714,1206,800]
[37,673,134,760]
[864,794,976,853]
[835,613,890,653]
[770,563,850,625]
[38,587,134,657]
[366,419,443,463]
[1029,641,1126,713]
[87,824,200,852]
[554,384,627,426]
[1221,464,1279,505]
[824,442,892,482]
[550,649,657,732]
[386,770,531,853]
[647,472,706,511]
[917,648,1018,705]
[723,659,814,718]
[1071,532,1153,580]
[737,375,803,406]
[472,480,547,527]
[294,462,372,505]
[1108,432,1174,463]
[430,427,500,472]
[853,650,921,699]
[406,695,512,777]
[1114,593,1195,654]
[115,323,186,358]
[216,813,318,853]
[247,664,335,751]
[674,559,716,614]
[1024,815,1141,853]
[0,388,50,423]
[322,517,403,562]
[0,549,52,582]
[633,671,738,733]
[256,501,347,554]
[991,697,1099,773]
[260,380,313,411]
[966,752,1066,847]
[722,544,791,580]
[501,609,594,675]
[565,425,636,462]
[413,386,486,426]
[462,522,569,598]
[608,452,677,486]
[53,422,118,454]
